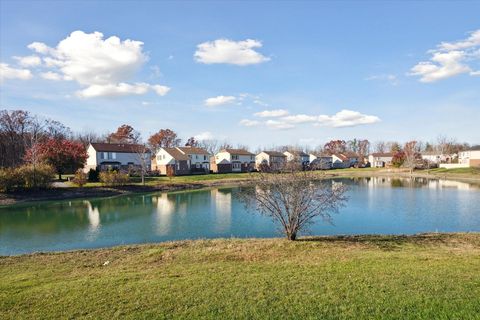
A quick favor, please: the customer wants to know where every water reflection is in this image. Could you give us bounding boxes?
[1,178,479,255]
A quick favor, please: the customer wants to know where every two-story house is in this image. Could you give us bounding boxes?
[332,153,359,168]
[211,149,256,173]
[84,143,151,172]
[283,150,310,167]
[368,153,394,168]
[255,151,287,171]
[309,153,333,169]
[458,146,480,167]
[152,146,211,175]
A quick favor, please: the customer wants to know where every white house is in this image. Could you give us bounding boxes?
[255,151,287,171]
[309,153,333,169]
[368,153,394,168]
[421,151,455,164]
[283,151,310,166]
[153,146,210,175]
[458,146,480,167]
[211,149,255,173]
[332,153,359,168]
[84,143,151,172]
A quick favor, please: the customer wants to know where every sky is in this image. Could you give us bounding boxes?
[1,0,479,148]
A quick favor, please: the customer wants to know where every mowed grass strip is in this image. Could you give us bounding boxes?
[1,233,480,319]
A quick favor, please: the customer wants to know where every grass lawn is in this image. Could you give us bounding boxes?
[1,233,479,319]
[428,167,480,175]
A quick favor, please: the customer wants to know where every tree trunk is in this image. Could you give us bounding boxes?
[287,231,297,241]
[142,172,145,186]
[58,173,62,181]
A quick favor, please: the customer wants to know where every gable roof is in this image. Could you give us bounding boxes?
[370,152,394,157]
[261,151,287,157]
[222,148,254,156]
[90,143,149,153]
[176,146,210,155]
[163,148,189,160]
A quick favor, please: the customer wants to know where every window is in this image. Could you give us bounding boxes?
[232,155,239,160]
[176,163,180,170]
[112,152,116,160]
[204,155,207,161]
[102,152,107,159]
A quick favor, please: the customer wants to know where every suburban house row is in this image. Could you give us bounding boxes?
[84,143,480,175]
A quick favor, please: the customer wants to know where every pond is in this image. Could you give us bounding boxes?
[1,177,479,255]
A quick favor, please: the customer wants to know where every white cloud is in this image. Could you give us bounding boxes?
[194,131,214,141]
[240,109,380,130]
[76,82,160,98]
[40,71,64,81]
[365,74,398,85]
[0,63,33,83]
[25,30,170,98]
[316,109,380,128]
[204,95,236,107]
[265,119,295,130]
[13,55,41,67]
[239,119,260,127]
[410,29,480,82]
[194,39,270,65]
[254,109,289,118]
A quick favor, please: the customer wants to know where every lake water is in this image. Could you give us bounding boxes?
[1,177,479,255]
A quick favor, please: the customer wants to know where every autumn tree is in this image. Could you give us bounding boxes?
[324,140,347,155]
[107,124,140,144]
[148,129,181,153]
[185,137,198,147]
[25,138,88,180]
[392,151,406,168]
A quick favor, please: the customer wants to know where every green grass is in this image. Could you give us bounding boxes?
[428,167,480,175]
[1,234,480,319]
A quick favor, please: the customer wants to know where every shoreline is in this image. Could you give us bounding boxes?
[1,168,479,206]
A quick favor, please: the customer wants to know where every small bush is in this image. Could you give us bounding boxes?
[99,170,130,186]
[0,164,54,192]
[0,168,24,192]
[18,164,55,189]
[72,169,87,187]
[88,168,99,182]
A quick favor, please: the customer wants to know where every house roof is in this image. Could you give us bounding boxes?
[90,143,149,153]
[163,148,189,160]
[467,145,480,151]
[221,148,254,156]
[310,153,332,158]
[176,146,210,155]
[261,151,287,157]
[285,150,309,157]
[370,152,394,157]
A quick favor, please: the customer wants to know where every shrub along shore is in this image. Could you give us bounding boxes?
[1,233,479,319]
[1,167,479,206]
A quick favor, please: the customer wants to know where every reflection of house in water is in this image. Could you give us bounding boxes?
[84,201,101,239]
[211,189,232,233]
[152,193,177,235]
[427,179,474,191]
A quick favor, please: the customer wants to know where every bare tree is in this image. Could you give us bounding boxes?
[403,141,420,174]
[134,143,150,186]
[238,169,348,240]
[198,139,220,154]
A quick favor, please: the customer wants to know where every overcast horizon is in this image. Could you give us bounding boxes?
[1,1,479,148]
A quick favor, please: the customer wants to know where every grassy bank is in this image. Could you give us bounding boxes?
[1,234,480,319]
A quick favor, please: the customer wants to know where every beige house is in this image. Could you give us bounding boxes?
[255,151,287,171]
[283,151,310,166]
[152,146,210,175]
[458,146,480,167]
[368,153,394,168]
[211,149,255,173]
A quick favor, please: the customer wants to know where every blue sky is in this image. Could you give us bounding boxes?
[1,1,479,148]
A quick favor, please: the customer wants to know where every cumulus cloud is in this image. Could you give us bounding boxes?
[40,71,64,81]
[240,109,380,130]
[0,63,33,83]
[13,55,41,67]
[410,29,480,82]
[24,30,170,97]
[204,95,236,107]
[254,109,289,117]
[194,39,270,65]
[194,131,214,141]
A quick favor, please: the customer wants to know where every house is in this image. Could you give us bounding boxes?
[84,143,151,172]
[421,151,454,164]
[255,151,287,171]
[152,146,210,175]
[211,149,255,173]
[176,147,211,173]
[368,152,394,168]
[309,153,333,169]
[283,151,310,166]
[458,146,480,167]
[332,153,359,168]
